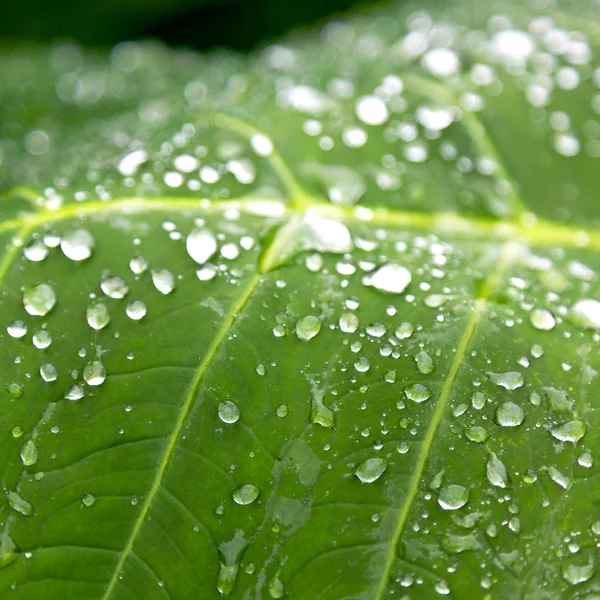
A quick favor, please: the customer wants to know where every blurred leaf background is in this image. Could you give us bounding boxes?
[0,0,374,50]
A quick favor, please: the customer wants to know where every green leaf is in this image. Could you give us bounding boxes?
[1,1,600,599]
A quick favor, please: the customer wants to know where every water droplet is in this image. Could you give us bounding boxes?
[129,255,148,275]
[339,312,359,333]
[434,580,451,595]
[126,300,147,321]
[414,350,435,374]
[366,322,387,338]
[7,382,24,399]
[61,229,94,261]
[23,239,49,262]
[186,228,217,264]
[101,276,129,299]
[82,493,96,507]
[366,264,411,294]
[40,363,57,382]
[232,484,260,505]
[465,426,489,443]
[404,384,431,403]
[7,491,33,516]
[496,402,524,427]
[562,560,595,585]
[489,371,524,391]
[20,440,38,467]
[354,357,370,373]
[578,453,593,468]
[65,384,84,401]
[83,361,106,386]
[269,575,285,598]
[197,264,218,281]
[551,421,586,443]
[7,320,27,339]
[218,401,240,424]
[355,457,387,483]
[217,562,239,596]
[33,330,52,349]
[438,484,469,510]
[548,466,571,489]
[395,322,414,339]
[295,315,321,341]
[276,404,288,418]
[471,391,486,410]
[255,363,266,376]
[530,308,556,330]
[570,300,600,329]
[152,270,176,294]
[86,302,110,330]
[355,95,388,126]
[486,452,509,488]
[23,284,56,316]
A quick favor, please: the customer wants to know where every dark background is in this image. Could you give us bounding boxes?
[0,0,372,50]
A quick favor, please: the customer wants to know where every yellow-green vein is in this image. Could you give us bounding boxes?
[373,240,520,600]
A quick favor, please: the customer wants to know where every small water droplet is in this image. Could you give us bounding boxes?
[23,239,49,262]
[7,382,24,399]
[152,269,176,295]
[23,284,56,316]
[81,493,96,507]
[487,452,509,488]
[276,404,288,418]
[395,322,414,339]
[86,302,110,330]
[129,255,148,274]
[489,371,524,391]
[355,457,387,483]
[65,384,84,401]
[232,484,260,505]
[339,312,359,333]
[7,320,27,338]
[465,426,489,443]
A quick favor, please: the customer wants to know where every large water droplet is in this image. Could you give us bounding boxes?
[395,322,414,339]
[562,560,595,585]
[465,426,489,443]
[496,402,524,427]
[83,361,106,386]
[86,302,110,330]
[33,330,52,349]
[339,312,359,333]
[187,228,218,264]
[232,484,260,505]
[61,229,94,261]
[569,299,600,329]
[101,276,129,299]
[438,484,469,510]
[366,264,411,294]
[126,301,147,321]
[268,575,285,599]
[530,308,556,330]
[7,491,33,516]
[415,350,435,374]
[404,384,431,403]
[23,284,56,316]
[551,420,586,443]
[218,401,240,424]
[65,384,84,401]
[355,457,387,483]
[20,440,38,467]
[296,315,321,341]
[40,363,57,382]
[23,239,49,262]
